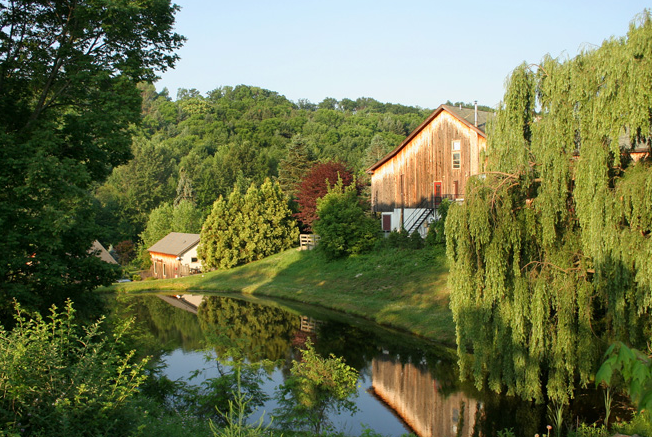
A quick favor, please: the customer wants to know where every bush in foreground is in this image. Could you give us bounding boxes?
[0,301,149,437]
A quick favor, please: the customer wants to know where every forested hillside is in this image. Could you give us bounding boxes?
[94,84,435,246]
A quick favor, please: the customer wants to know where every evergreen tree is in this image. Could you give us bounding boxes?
[277,135,315,199]
[446,13,652,404]
[258,179,300,256]
[198,179,297,270]
[198,196,231,270]
[174,169,195,206]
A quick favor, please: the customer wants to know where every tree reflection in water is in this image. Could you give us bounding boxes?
[115,293,611,437]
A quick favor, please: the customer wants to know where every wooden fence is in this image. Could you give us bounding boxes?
[299,234,320,250]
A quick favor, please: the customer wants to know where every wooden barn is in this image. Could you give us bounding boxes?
[367,103,493,235]
[148,232,202,279]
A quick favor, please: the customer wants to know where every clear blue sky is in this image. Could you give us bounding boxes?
[155,1,651,109]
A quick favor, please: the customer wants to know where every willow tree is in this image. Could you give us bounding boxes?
[446,13,652,404]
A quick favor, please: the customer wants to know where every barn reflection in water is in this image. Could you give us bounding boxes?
[372,354,479,437]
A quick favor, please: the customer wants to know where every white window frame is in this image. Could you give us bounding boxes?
[452,140,461,169]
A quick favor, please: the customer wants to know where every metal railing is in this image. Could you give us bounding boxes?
[403,194,456,235]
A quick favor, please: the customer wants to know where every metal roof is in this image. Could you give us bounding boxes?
[148,232,201,256]
[366,104,494,173]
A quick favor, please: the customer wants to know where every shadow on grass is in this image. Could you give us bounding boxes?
[107,245,454,344]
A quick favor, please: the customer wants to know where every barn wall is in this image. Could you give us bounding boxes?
[179,245,202,272]
[150,246,202,279]
[150,252,179,279]
[371,111,486,212]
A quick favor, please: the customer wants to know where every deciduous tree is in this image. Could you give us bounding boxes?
[446,13,652,404]
[295,161,355,231]
[313,178,379,258]
[0,0,183,316]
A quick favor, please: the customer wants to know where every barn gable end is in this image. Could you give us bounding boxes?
[367,104,492,234]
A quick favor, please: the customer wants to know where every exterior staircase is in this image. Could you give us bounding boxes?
[404,195,454,235]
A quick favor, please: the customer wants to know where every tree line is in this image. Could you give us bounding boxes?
[94,84,433,249]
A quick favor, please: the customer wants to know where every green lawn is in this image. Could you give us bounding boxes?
[108,245,455,344]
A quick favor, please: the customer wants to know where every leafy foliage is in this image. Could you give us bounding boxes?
[183,361,270,427]
[208,367,275,437]
[96,83,434,246]
[0,300,149,436]
[0,0,183,316]
[114,240,137,266]
[273,340,359,434]
[296,161,356,231]
[446,13,652,404]
[313,178,380,258]
[199,179,299,269]
[596,342,652,420]
[426,198,451,246]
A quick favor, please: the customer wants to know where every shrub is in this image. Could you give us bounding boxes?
[407,229,425,249]
[0,300,149,437]
[384,228,409,249]
[427,198,451,246]
[313,178,379,258]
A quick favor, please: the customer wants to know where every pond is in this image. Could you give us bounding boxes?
[115,292,609,437]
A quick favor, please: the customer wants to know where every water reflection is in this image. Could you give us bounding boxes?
[115,293,608,437]
[373,354,479,437]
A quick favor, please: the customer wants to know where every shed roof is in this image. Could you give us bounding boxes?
[148,232,201,257]
[366,104,494,173]
[90,240,118,264]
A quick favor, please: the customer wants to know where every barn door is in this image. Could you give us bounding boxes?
[434,181,442,206]
[382,213,392,232]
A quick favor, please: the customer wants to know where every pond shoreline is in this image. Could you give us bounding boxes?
[107,246,456,345]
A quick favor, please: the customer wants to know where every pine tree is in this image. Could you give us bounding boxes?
[174,170,195,206]
[277,135,315,199]
[198,196,230,270]
[259,179,300,256]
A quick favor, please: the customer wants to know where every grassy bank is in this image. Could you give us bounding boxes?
[109,245,455,344]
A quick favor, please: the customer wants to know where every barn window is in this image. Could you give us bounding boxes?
[452,151,461,169]
[452,140,461,169]
[163,263,167,277]
[191,257,198,263]
[153,261,157,274]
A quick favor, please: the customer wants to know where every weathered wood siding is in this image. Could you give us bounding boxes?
[150,252,179,279]
[370,110,486,212]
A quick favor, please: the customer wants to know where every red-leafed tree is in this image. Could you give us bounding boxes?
[295,161,355,231]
